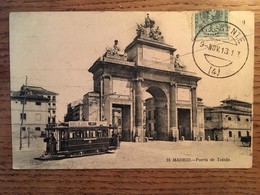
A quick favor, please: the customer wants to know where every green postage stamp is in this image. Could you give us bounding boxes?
[194,10,228,38]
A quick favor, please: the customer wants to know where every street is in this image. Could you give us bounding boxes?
[13,138,252,169]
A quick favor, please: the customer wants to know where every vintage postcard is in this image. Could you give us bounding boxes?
[10,11,254,169]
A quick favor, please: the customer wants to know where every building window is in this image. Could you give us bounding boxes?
[238,131,241,137]
[206,116,212,121]
[53,110,56,114]
[35,113,41,121]
[154,109,157,119]
[148,111,151,120]
[22,127,26,131]
[48,117,51,123]
[35,102,41,106]
[247,131,250,136]
[237,117,240,121]
[246,118,249,122]
[48,96,51,100]
[53,103,56,106]
[52,96,56,101]
[35,127,41,131]
[229,131,232,137]
[20,113,26,120]
[228,117,232,121]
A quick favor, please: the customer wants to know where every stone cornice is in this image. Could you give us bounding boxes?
[132,77,144,82]
[125,37,176,53]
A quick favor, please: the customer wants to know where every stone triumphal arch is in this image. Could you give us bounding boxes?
[88,14,204,142]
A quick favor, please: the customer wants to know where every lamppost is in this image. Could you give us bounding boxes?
[19,87,29,150]
[27,127,30,148]
[19,93,25,150]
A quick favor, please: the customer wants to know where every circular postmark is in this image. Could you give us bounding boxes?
[192,21,249,78]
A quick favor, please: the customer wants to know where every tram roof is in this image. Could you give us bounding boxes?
[46,125,117,131]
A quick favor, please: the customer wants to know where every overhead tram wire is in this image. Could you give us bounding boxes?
[21,13,165,74]
[13,13,170,103]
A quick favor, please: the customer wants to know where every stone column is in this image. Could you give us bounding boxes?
[170,82,178,141]
[103,75,111,95]
[133,77,144,142]
[191,87,197,140]
[170,51,175,71]
[101,75,111,123]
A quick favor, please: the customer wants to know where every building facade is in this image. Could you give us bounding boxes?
[11,85,58,137]
[88,15,203,142]
[204,98,252,141]
[64,99,83,122]
[82,92,100,121]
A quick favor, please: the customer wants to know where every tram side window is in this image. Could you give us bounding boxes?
[82,130,90,138]
[79,131,82,138]
[80,131,83,138]
[70,132,75,138]
[69,131,83,139]
[75,130,83,138]
[97,130,102,138]
[90,131,96,138]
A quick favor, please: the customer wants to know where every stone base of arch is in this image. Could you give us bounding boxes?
[170,127,179,141]
[135,126,145,142]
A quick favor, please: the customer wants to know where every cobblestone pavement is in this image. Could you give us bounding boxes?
[13,138,252,169]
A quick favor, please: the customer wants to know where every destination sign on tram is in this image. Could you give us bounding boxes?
[69,121,107,127]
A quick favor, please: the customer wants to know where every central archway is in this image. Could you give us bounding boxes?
[145,86,168,140]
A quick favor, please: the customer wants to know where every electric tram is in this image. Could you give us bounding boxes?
[36,121,120,160]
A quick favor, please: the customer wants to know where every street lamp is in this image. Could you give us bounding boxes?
[19,87,29,150]
[27,127,30,148]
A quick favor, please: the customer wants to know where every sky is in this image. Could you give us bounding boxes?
[10,12,254,121]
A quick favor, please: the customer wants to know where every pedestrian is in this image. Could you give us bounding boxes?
[117,133,120,148]
[215,134,218,141]
[50,133,57,154]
